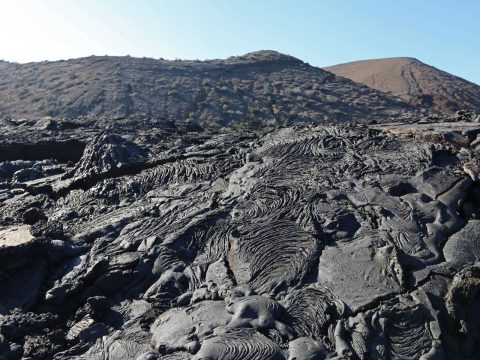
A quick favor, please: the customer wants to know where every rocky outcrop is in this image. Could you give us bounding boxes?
[1,120,480,359]
[0,140,85,162]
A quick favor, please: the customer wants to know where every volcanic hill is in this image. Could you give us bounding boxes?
[0,51,416,127]
[324,57,480,114]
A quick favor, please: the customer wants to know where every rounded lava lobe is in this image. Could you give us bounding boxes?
[226,296,294,340]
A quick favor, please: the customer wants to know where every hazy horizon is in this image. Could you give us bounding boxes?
[1,0,479,84]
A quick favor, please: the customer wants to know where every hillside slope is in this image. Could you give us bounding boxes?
[0,51,415,126]
[324,57,480,114]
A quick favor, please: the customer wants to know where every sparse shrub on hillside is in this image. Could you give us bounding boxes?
[0,53,414,123]
[199,118,222,130]
[233,116,265,131]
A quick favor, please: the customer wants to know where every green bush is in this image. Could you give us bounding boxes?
[233,116,265,131]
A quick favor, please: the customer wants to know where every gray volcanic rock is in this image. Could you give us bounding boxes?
[1,119,480,359]
[150,301,230,353]
[443,221,480,269]
[444,263,480,358]
[0,225,83,315]
[0,51,418,126]
[67,133,151,188]
[193,328,284,360]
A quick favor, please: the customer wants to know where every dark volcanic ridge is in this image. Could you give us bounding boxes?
[1,114,480,358]
[0,51,418,126]
[324,57,480,114]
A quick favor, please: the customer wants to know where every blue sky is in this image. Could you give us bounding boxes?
[1,0,479,84]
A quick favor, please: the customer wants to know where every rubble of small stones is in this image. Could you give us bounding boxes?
[1,115,480,359]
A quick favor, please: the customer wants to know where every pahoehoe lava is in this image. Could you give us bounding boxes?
[1,112,480,360]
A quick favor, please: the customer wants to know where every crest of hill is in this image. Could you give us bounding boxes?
[0,51,416,126]
[324,57,480,114]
